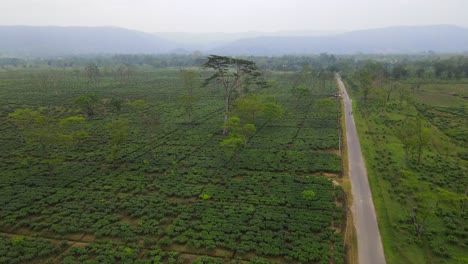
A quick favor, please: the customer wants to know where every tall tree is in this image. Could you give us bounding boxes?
[395,117,430,166]
[356,69,372,103]
[85,63,100,84]
[202,55,264,136]
[414,118,431,163]
[115,63,135,85]
[392,65,409,79]
[395,118,417,168]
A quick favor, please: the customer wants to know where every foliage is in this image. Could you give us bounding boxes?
[73,94,100,118]
[344,68,467,263]
[0,65,344,263]
[302,190,316,200]
[106,118,129,162]
[202,55,265,135]
[8,108,47,143]
[220,116,257,154]
[59,116,89,143]
[0,235,59,264]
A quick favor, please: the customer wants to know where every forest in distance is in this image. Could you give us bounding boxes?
[0,53,466,264]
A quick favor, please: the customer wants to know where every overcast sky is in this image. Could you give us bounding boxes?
[1,0,467,33]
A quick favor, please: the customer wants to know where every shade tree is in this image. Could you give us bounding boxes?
[202,55,265,136]
[73,94,100,118]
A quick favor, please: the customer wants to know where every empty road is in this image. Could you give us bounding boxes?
[337,74,386,264]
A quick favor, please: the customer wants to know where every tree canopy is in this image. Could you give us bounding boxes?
[202,55,265,135]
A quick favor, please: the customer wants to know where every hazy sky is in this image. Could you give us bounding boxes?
[1,0,467,33]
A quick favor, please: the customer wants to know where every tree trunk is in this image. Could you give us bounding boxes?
[410,207,424,239]
[417,145,422,164]
[223,95,230,136]
[461,187,468,215]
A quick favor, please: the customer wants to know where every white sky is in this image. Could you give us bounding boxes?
[1,0,467,33]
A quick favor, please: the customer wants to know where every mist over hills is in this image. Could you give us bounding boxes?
[0,26,179,56]
[153,30,341,50]
[210,25,468,55]
[1,25,467,57]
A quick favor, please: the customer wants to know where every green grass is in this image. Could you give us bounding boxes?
[352,111,426,264]
[347,78,467,264]
[413,82,467,106]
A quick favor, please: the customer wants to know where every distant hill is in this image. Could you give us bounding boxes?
[0,26,179,57]
[153,30,341,50]
[210,25,468,55]
[1,25,467,57]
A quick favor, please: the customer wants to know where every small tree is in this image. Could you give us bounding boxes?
[115,63,135,85]
[8,108,76,175]
[437,187,468,217]
[392,65,409,79]
[202,55,264,136]
[85,63,100,84]
[262,101,284,121]
[58,116,89,145]
[357,69,372,103]
[74,94,100,118]
[395,117,431,165]
[106,118,129,163]
[395,118,417,168]
[302,190,316,200]
[8,108,46,144]
[223,116,256,142]
[220,95,283,156]
[317,69,334,90]
[415,122,431,163]
[127,99,147,112]
[401,179,439,239]
[109,98,125,113]
[233,94,284,124]
[232,94,264,124]
[220,116,256,156]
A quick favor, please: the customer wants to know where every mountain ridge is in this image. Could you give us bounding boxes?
[0,25,179,56]
[1,25,467,57]
[210,25,468,55]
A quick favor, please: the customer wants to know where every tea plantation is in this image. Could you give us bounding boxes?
[0,66,345,263]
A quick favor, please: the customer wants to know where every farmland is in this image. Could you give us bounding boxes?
[344,65,467,264]
[0,64,345,263]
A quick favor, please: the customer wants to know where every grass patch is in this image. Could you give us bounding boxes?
[346,76,467,264]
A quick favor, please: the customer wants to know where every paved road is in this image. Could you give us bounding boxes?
[337,74,386,264]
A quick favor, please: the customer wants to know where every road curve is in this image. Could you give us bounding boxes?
[337,74,386,264]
